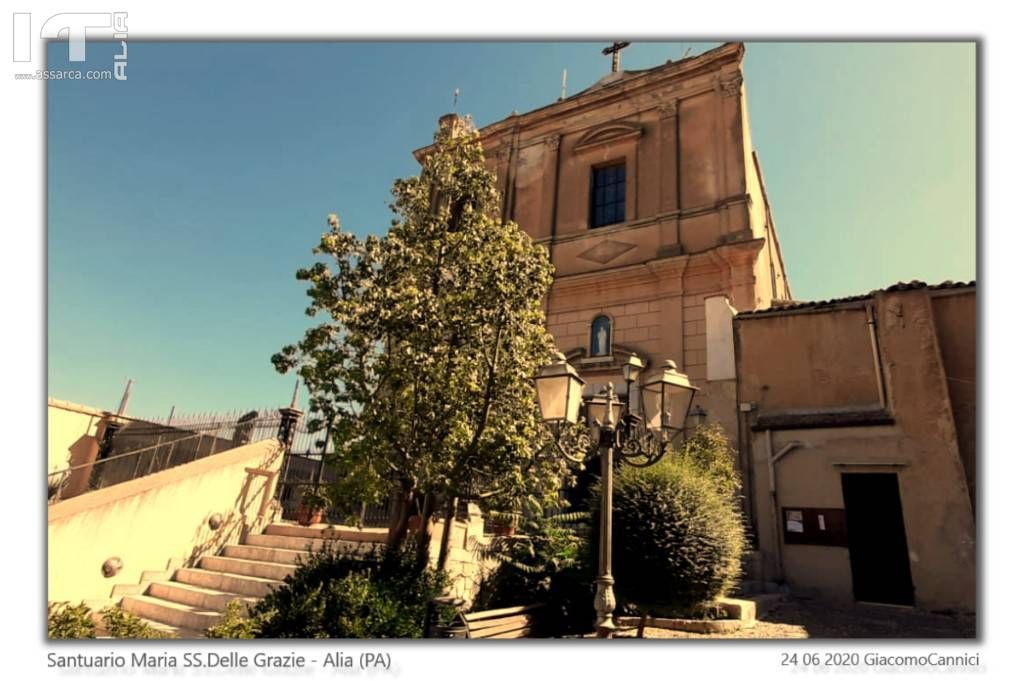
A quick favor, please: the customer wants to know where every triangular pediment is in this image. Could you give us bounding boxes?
[574,122,643,153]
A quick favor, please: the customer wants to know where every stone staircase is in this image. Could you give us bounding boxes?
[118,522,387,638]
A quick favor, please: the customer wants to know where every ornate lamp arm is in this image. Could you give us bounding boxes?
[617,426,667,467]
[546,421,595,465]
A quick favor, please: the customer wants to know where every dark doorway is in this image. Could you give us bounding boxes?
[840,472,915,606]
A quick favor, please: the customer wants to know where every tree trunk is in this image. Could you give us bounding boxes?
[387,478,415,550]
[435,496,457,572]
[637,613,648,639]
[415,492,437,569]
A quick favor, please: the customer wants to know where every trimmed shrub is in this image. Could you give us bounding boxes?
[593,425,747,618]
[48,602,95,639]
[212,543,449,638]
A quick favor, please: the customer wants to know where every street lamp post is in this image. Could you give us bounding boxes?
[534,351,699,638]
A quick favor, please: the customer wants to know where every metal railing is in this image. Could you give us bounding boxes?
[48,409,285,504]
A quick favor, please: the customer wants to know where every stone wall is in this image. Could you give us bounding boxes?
[48,438,283,604]
[427,504,494,607]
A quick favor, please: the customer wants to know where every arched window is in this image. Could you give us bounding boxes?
[590,315,612,357]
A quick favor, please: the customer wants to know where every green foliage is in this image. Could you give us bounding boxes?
[595,425,747,617]
[677,424,742,497]
[273,121,570,518]
[205,600,265,639]
[48,601,95,639]
[48,602,175,639]
[239,543,449,638]
[474,509,594,636]
[300,487,331,511]
[100,606,176,639]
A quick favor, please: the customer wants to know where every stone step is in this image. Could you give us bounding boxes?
[265,522,389,543]
[133,616,204,640]
[737,579,791,597]
[174,568,282,598]
[751,592,786,617]
[222,543,310,565]
[199,555,297,581]
[120,594,223,632]
[244,533,365,553]
[148,581,260,612]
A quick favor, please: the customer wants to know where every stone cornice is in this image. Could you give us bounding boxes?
[537,193,752,248]
[482,42,743,136]
[550,237,768,299]
[552,259,667,296]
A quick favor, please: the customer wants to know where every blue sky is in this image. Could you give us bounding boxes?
[47,42,975,417]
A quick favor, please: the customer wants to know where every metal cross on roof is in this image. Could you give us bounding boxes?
[602,41,631,73]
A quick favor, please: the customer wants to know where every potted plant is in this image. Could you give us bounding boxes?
[296,488,330,526]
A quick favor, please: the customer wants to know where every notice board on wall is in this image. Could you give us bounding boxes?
[782,507,847,546]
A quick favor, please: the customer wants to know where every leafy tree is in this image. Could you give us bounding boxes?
[273,117,572,559]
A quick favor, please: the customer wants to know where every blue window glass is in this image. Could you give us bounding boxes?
[590,163,626,228]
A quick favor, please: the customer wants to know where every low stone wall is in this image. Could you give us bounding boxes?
[48,439,283,604]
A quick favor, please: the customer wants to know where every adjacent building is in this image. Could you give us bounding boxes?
[733,281,976,611]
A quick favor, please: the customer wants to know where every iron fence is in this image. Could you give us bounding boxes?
[274,451,392,527]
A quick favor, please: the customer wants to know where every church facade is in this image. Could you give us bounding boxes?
[416,42,789,441]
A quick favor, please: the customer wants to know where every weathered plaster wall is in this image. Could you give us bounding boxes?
[737,307,880,413]
[931,291,977,511]
[752,425,975,610]
[48,439,283,604]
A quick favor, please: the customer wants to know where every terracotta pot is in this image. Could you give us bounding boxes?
[296,504,324,527]
[492,521,516,537]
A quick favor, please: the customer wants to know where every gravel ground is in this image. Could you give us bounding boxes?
[612,597,976,639]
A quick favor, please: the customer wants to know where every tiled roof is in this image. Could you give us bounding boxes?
[736,280,976,317]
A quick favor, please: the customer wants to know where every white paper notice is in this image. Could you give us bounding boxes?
[786,510,803,533]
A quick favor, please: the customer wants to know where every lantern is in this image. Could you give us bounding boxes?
[641,360,699,434]
[534,352,585,424]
